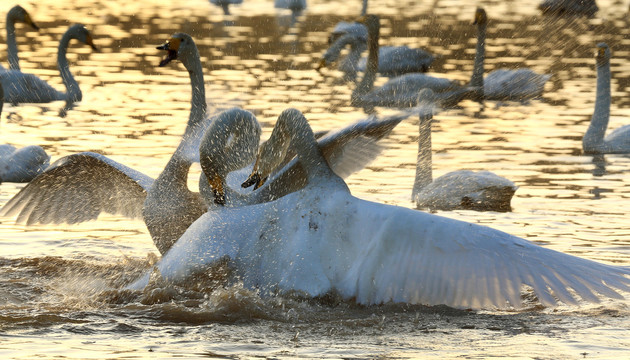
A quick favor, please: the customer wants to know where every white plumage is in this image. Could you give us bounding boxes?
[129,108,630,310]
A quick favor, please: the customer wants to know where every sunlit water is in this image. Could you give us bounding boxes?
[1,0,629,358]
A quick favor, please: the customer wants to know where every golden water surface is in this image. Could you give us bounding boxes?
[1,0,629,359]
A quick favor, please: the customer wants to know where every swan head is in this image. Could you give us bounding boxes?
[595,43,610,68]
[8,5,39,30]
[200,108,262,205]
[242,108,303,190]
[157,33,199,70]
[67,24,97,51]
[473,7,487,26]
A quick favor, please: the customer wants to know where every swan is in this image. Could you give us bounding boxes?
[582,43,630,154]
[319,28,435,82]
[0,33,406,255]
[274,0,306,28]
[1,5,39,71]
[538,0,598,17]
[411,89,516,211]
[0,24,97,116]
[209,0,243,15]
[470,8,551,102]
[128,108,630,310]
[349,15,473,113]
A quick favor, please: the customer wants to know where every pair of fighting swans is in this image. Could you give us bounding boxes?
[582,43,630,155]
[0,32,405,255]
[1,6,96,115]
[129,107,630,310]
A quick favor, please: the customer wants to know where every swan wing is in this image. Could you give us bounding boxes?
[0,70,64,103]
[603,124,630,153]
[0,152,153,224]
[336,197,630,309]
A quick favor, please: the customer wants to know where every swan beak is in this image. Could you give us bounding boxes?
[157,37,181,67]
[473,8,486,25]
[85,34,98,51]
[316,58,327,71]
[207,174,226,206]
[24,14,39,31]
[241,172,267,190]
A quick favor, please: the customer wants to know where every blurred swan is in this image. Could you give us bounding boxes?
[412,89,516,211]
[275,0,306,28]
[582,43,630,154]
[0,32,404,255]
[539,0,598,17]
[0,84,49,183]
[0,24,97,116]
[1,5,39,71]
[319,27,435,82]
[129,108,630,310]
[470,8,551,102]
[209,0,243,15]
[350,15,472,113]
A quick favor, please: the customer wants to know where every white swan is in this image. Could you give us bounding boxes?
[538,0,598,17]
[209,0,243,15]
[0,23,97,116]
[128,108,630,310]
[350,15,472,112]
[582,43,630,154]
[412,89,516,211]
[1,5,39,71]
[470,8,551,102]
[318,21,435,82]
[0,33,405,255]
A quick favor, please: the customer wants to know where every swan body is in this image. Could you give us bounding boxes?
[539,0,598,17]
[470,8,550,102]
[0,33,405,254]
[0,144,50,183]
[129,108,630,310]
[0,24,96,115]
[1,5,39,71]
[351,15,471,112]
[320,23,434,82]
[209,0,243,15]
[582,43,630,154]
[412,90,516,211]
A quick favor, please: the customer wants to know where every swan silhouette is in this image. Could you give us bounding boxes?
[1,5,39,71]
[0,24,97,116]
[128,108,630,310]
[582,43,630,154]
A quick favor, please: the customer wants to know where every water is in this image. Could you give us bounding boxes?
[1,0,629,358]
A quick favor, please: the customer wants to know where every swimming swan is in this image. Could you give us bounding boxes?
[0,24,97,116]
[470,8,551,102]
[538,0,598,17]
[128,108,630,309]
[412,89,516,211]
[0,33,404,255]
[1,5,39,71]
[582,43,630,154]
[350,15,472,112]
[318,22,435,82]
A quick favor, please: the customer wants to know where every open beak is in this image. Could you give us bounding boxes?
[207,174,226,206]
[157,37,181,67]
[85,34,98,51]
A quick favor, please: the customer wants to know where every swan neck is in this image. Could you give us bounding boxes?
[583,60,611,152]
[58,32,81,102]
[470,22,485,89]
[354,22,379,97]
[283,111,331,181]
[183,51,207,130]
[412,113,433,199]
[6,14,20,70]
[360,0,368,16]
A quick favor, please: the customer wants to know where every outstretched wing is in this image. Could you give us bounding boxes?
[0,152,154,225]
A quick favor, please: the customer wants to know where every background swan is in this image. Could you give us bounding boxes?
[0,24,97,116]
[1,5,39,71]
[350,15,472,113]
[412,90,516,211]
[539,0,598,17]
[319,21,435,82]
[0,33,405,255]
[582,43,630,154]
[209,0,243,15]
[470,8,551,102]
[129,108,630,310]
[274,0,306,28]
